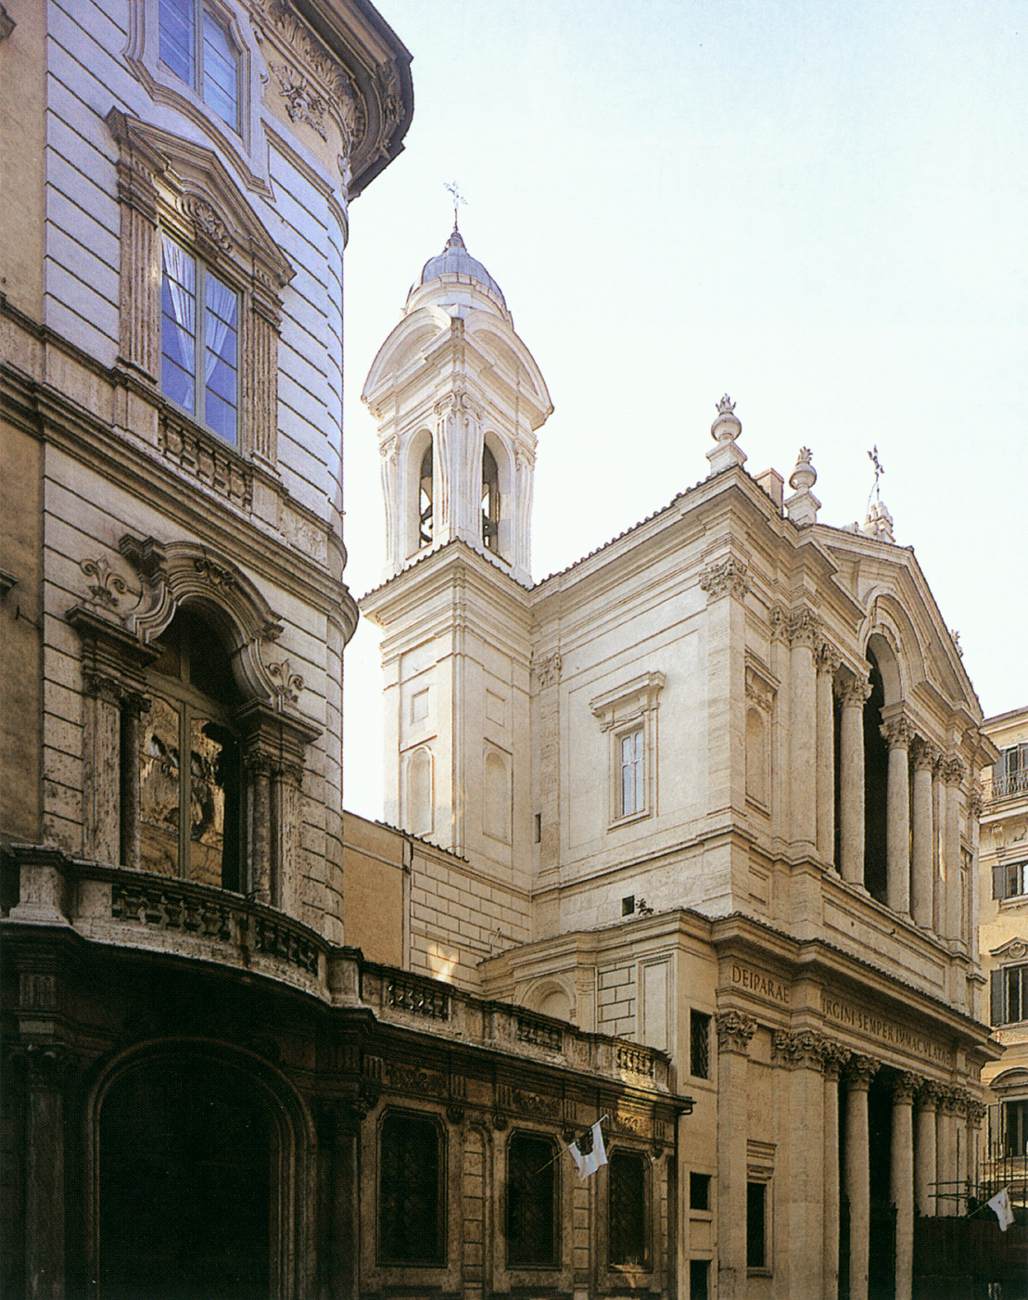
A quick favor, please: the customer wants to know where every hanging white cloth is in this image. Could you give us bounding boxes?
[568,1120,608,1179]
[986,1187,1014,1231]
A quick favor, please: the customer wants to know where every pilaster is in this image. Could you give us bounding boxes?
[715,1011,756,1300]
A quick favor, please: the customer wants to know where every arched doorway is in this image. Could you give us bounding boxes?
[98,1055,273,1299]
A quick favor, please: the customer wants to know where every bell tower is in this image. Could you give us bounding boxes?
[361,225,552,870]
[363,225,552,586]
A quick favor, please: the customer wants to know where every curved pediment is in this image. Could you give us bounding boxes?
[361,306,453,410]
[465,315,552,425]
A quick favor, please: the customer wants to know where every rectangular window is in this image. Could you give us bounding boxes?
[995,743,1028,798]
[1002,1098,1028,1157]
[690,1010,711,1079]
[993,860,1028,900]
[533,812,542,843]
[689,1259,711,1300]
[379,1112,444,1265]
[689,1171,711,1211]
[159,0,239,130]
[746,1181,768,1271]
[991,964,1028,1026]
[608,1151,648,1267]
[507,1131,559,1268]
[161,238,239,445]
[620,728,644,817]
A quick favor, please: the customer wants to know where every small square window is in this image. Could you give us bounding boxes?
[621,895,635,917]
[689,1172,711,1211]
[410,688,429,723]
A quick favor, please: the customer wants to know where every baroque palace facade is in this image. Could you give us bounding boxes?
[0,3,687,1300]
[359,230,1004,1300]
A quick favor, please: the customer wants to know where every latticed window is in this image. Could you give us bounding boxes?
[159,0,240,129]
[690,1010,711,1079]
[507,1131,558,1267]
[140,608,243,890]
[608,1150,648,1267]
[161,236,240,446]
[378,1112,444,1265]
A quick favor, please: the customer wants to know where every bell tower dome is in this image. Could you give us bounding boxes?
[362,224,552,586]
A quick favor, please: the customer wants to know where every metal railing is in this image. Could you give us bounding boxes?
[992,769,1028,801]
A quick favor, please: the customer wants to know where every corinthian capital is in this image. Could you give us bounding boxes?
[911,736,941,771]
[815,640,843,675]
[880,714,914,750]
[942,756,966,787]
[773,1028,826,1069]
[699,556,751,602]
[716,1010,757,1054]
[836,674,872,707]
[892,1071,921,1103]
[844,1053,881,1089]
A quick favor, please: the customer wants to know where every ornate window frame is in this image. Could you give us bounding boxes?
[124,0,269,191]
[107,108,293,488]
[590,672,665,829]
[68,534,319,909]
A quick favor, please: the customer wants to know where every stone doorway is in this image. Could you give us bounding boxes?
[98,1057,272,1299]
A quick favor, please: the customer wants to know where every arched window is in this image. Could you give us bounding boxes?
[484,749,510,843]
[745,707,769,805]
[481,443,500,552]
[507,1131,559,1267]
[378,1111,445,1266]
[419,440,434,546]
[608,1149,649,1267]
[863,647,889,903]
[140,607,243,890]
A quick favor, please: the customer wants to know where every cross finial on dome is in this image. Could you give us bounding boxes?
[444,180,467,233]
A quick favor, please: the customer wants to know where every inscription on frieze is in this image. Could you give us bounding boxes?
[730,963,790,1005]
[821,994,953,1064]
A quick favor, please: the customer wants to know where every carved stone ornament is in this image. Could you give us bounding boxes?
[193,555,237,589]
[844,1053,881,1089]
[181,194,233,255]
[892,1071,921,1103]
[966,1099,987,1124]
[80,556,133,610]
[271,62,327,138]
[533,651,563,688]
[266,658,305,705]
[911,736,942,771]
[969,781,985,818]
[773,1028,826,1069]
[917,1079,945,1109]
[716,1010,758,1054]
[940,1086,967,1116]
[819,1038,850,1079]
[8,1041,78,1089]
[836,674,873,707]
[774,606,822,648]
[815,640,842,675]
[942,756,967,787]
[446,1103,466,1126]
[880,714,915,750]
[699,556,751,601]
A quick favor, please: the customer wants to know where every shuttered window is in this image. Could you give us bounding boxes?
[992,861,1028,900]
[992,964,1028,1025]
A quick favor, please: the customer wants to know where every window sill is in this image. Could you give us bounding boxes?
[608,808,652,831]
[158,402,254,512]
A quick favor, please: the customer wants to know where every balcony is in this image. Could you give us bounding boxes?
[991,769,1028,802]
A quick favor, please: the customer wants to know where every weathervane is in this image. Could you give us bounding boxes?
[867,444,884,507]
[444,180,467,231]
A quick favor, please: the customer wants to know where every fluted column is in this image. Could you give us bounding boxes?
[838,676,871,885]
[881,713,913,914]
[915,1082,941,1217]
[892,1073,918,1300]
[716,1011,757,1300]
[822,1040,849,1300]
[910,738,938,929]
[844,1054,880,1300]
[816,642,841,864]
[787,610,820,851]
[942,758,966,943]
[954,1090,970,1212]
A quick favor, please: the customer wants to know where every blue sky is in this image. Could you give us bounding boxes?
[341,1,1027,819]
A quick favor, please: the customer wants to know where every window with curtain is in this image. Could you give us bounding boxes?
[378,1112,444,1265]
[619,728,644,817]
[139,608,243,890]
[608,1150,648,1267]
[506,1131,558,1268]
[161,236,239,445]
[158,0,240,130]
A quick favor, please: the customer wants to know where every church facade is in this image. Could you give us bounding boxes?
[361,228,1002,1300]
